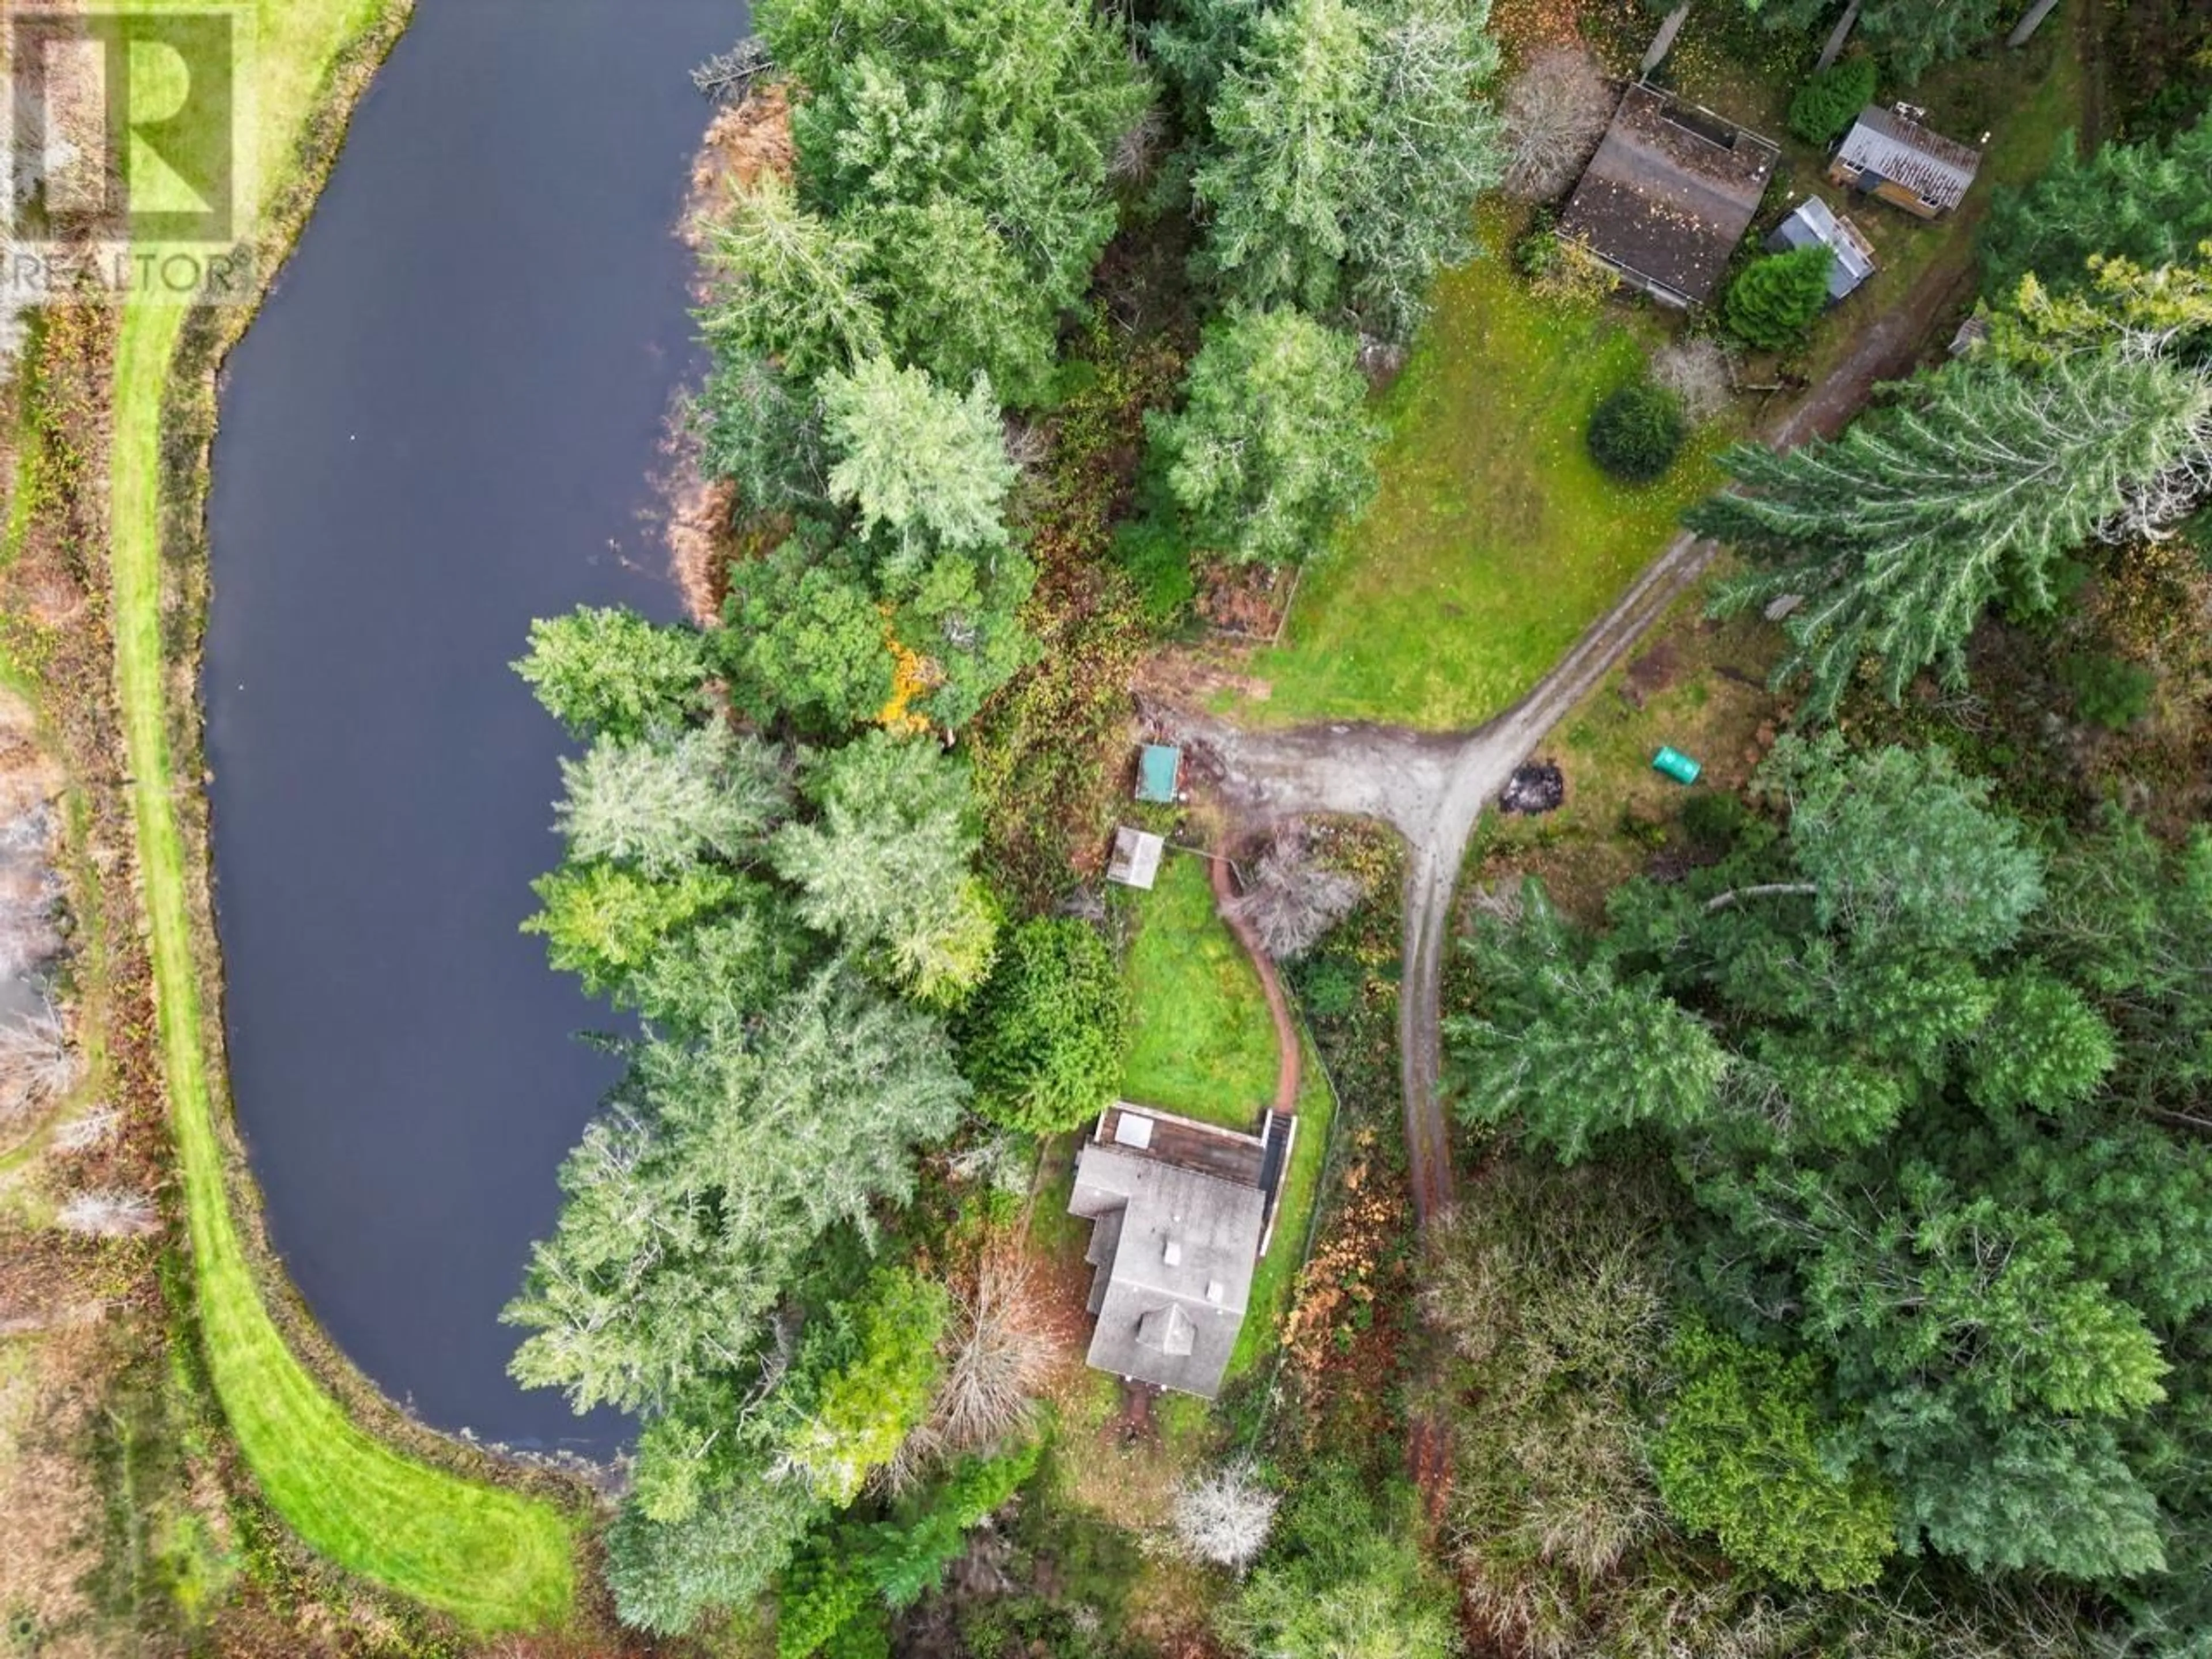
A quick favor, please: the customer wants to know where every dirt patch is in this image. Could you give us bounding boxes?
[1622,638,1682,703]
[1497,761,1564,815]
[1132,647,1275,709]
[1195,560,1297,641]
[683,80,794,247]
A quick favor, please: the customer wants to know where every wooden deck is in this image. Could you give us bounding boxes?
[1099,1102,1266,1190]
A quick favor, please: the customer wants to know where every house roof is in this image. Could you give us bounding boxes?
[1558,81,1779,306]
[1136,744,1183,804]
[1767,196,1877,300]
[1069,1132,1265,1399]
[1107,825,1165,890]
[1834,105,1980,211]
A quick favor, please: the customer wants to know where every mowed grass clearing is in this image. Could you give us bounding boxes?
[1227,222,1726,730]
[110,0,577,1630]
[1112,851,1335,1381]
[1118,853,1278,1127]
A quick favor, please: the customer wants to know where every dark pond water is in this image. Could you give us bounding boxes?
[204,0,741,1453]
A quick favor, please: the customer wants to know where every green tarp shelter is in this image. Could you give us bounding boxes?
[1137,744,1183,804]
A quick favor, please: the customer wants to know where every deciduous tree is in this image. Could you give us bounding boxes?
[1499,44,1613,202]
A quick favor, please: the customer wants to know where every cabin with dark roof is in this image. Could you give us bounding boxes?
[1828,105,1981,219]
[1766,196,1877,302]
[1068,1103,1298,1398]
[1557,82,1781,309]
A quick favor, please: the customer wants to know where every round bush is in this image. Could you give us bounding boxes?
[1587,381,1688,483]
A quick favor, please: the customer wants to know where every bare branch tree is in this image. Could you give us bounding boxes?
[887,1252,1053,1489]
[1649,338,1737,426]
[51,1104,119,1155]
[1172,1459,1281,1571]
[1499,48,1613,203]
[56,1188,157,1238]
[692,37,773,101]
[1226,823,1365,961]
[0,1001,76,1128]
[1108,104,1167,187]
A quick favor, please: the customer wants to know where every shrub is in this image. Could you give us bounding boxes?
[1112,513,1197,622]
[2060,652,2157,730]
[1724,245,1832,351]
[1787,56,1877,146]
[957,918,1126,1132]
[1586,380,1687,483]
[1678,789,1750,853]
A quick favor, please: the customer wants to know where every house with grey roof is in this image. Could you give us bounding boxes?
[1558,81,1781,308]
[1828,105,1982,219]
[1069,1102,1293,1399]
[1766,196,1877,302]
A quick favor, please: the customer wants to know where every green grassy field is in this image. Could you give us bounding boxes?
[108,0,577,1630]
[1118,853,1280,1126]
[1225,225,1725,732]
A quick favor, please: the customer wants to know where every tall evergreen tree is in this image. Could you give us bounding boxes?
[768,732,999,1004]
[504,962,969,1416]
[1694,349,2212,719]
[1982,110,2212,301]
[1740,0,2008,81]
[819,357,1017,570]
[1191,0,1502,336]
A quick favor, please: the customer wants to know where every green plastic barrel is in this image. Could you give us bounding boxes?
[1652,745,1702,785]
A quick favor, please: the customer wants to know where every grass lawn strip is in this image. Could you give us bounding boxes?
[110,0,575,1629]
[1119,851,1279,1126]
[1229,211,1728,731]
[1229,1025,1334,1381]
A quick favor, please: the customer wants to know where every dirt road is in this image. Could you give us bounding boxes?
[1169,217,1994,1221]
[1168,525,1716,1221]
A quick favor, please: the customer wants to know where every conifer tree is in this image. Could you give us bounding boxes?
[1695,349,2212,719]
[1982,111,2212,300]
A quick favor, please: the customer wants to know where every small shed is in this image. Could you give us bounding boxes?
[1107,825,1166,891]
[1558,82,1781,309]
[1135,743,1184,805]
[1766,196,1876,302]
[1828,106,1981,219]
